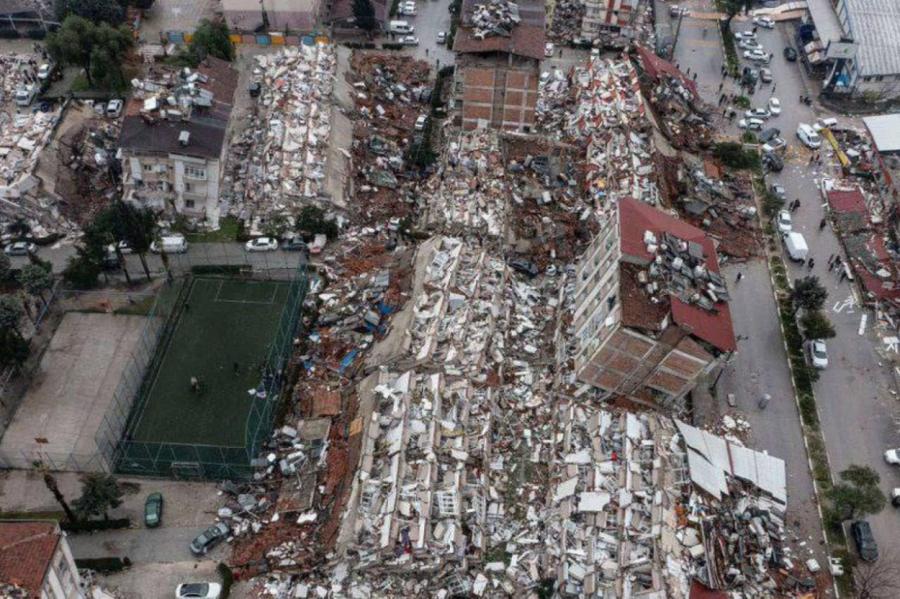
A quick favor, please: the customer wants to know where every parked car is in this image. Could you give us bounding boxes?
[759,127,780,143]
[734,31,757,41]
[176,583,222,599]
[414,114,428,131]
[150,234,188,254]
[759,68,773,83]
[770,183,786,200]
[400,35,419,46]
[144,492,163,528]
[436,31,446,44]
[753,16,775,29]
[762,137,787,154]
[281,236,308,252]
[805,339,828,369]
[783,46,798,61]
[189,522,230,556]
[851,521,879,562]
[884,448,900,465]
[14,84,37,107]
[106,99,123,118]
[3,241,36,256]
[738,117,765,131]
[509,259,539,278]
[544,42,554,57]
[797,123,822,149]
[892,488,900,507]
[738,39,761,51]
[743,49,771,63]
[37,63,53,81]
[745,107,771,119]
[245,237,278,252]
[762,151,783,172]
[776,210,792,233]
[767,97,781,115]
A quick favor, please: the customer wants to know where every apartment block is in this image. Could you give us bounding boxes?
[0,521,83,599]
[581,0,638,41]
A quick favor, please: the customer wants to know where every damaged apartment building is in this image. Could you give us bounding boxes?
[571,197,735,408]
[117,56,238,227]
[453,0,545,132]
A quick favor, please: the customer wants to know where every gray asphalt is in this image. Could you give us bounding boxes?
[678,0,900,563]
[382,0,455,68]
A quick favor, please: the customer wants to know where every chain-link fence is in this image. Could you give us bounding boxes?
[97,255,308,480]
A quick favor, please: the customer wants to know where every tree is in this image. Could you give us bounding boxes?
[62,252,102,289]
[712,141,759,170]
[188,19,235,63]
[826,465,886,521]
[46,16,133,89]
[72,473,123,520]
[800,310,836,340]
[854,550,900,599]
[296,205,338,240]
[55,0,124,25]
[353,0,377,31]
[792,276,828,312]
[117,203,158,281]
[0,253,11,283]
[719,0,752,27]
[0,295,25,335]
[0,328,30,368]
[19,264,54,309]
[40,469,78,523]
[7,218,30,240]
[263,214,290,239]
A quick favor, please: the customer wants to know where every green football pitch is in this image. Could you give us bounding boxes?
[130,277,290,447]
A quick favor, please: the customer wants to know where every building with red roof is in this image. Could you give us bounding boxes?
[0,521,83,599]
[573,198,735,404]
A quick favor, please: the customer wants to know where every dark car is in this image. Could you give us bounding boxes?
[281,236,309,253]
[783,47,798,62]
[770,183,786,200]
[249,82,262,98]
[189,522,230,556]
[851,520,879,562]
[509,259,539,278]
[759,127,781,143]
[762,152,784,172]
[144,492,163,528]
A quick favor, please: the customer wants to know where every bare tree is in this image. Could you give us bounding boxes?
[855,550,900,599]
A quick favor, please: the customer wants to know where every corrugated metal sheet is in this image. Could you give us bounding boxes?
[843,0,900,76]
[863,113,900,152]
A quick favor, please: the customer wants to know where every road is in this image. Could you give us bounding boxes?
[679,0,900,564]
[381,0,455,68]
[8,242,306,277]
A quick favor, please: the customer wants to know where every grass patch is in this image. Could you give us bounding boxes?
[71,74,90,92]
[186,216,242,243]
[484,545,511,565]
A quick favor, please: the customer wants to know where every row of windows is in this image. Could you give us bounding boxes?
[139,162,207,180]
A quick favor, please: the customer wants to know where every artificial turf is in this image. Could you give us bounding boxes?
[130,277,289,447]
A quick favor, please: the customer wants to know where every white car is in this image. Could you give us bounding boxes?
[436,31,446,44]
[399,1,416,14]
[245,237,278,252]
[738,39,761,51]
[734,31,757,41]
[743,49,771,63]
[745,107,771,119]
[3,241,36,256]
[106,99,123,118]
[885,449,900,466]
[176,583,222,599]
[400,35,419,46]
[37,63,52,81]
[414,114,428,131]
[738,117,764,131]
[763,137,787,154]
[776,210,792,233]
[754,16,775,29]
[544,42,554,58]
[806,339,828,369]
[768,97,781,115]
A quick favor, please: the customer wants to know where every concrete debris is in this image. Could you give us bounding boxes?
[470,0,522,39]
[223,44,336,223]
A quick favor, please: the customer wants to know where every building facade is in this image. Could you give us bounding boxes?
[572,198,735,406]
[118,57,237,227]
[0,521,83,599]
[222,0,322,33]
[580,0,638,41]
[828,0,900,99]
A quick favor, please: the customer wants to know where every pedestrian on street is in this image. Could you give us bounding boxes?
[828,253,836,264]
[425,48,429,56]
[723,106,728,116]
[735,272,744,283]
[772,83,776,93]
[233,361,240,374]
[752,25,758,34]
[807,258,815,269]
[829,260,836,271]
[819,218,827,230]
[718,82,723,91]
[839,269,847,282]
[693,72,698,81]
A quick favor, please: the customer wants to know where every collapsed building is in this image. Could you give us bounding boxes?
[118,57,238,228]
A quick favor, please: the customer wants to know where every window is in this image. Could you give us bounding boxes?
[184,182,192,192]
[184,165,207,180]
[185,199,195,208]
[875,75,884,82]
[142,163,154,172]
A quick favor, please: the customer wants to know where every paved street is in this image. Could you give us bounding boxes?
[380,0,455,68]
[678,0,900,563]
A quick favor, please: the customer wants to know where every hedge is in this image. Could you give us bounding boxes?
[61,518,130,533]
[75,557,131,574]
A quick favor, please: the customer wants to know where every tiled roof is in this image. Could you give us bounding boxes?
[618,198,736,353]
[826,188,867,213]
[453,24,546,61]
[635,45,699,98]
[0,521,59,598]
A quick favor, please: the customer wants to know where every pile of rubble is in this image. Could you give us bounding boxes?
[0,53,38,105]
[470,0,522,39]
[548,0,584,43]
[224,44,336,223]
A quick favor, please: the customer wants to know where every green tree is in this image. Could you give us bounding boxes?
[826,465,886,521]
[46,16,133,89]
[55,0,124,24]
[792,276,828,312]
[0,329,29,368]
[19,264,54,309]
[263,214,290,239]
[117,204,158,281]
[800,310,836,340]
[718,0,752,27]
[73,473,123,520]
[62,251,102,289]
[188,19,235,63]
[353,0,377,31]
[0,295,25,335]
[0,253,11,283]
[296,205,338,239]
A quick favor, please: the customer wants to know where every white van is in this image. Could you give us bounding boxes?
[150,234,188,254]
[796,123,822,149]
[14,84,37,107]
[388,20,414,34]
[783,231,808,262]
